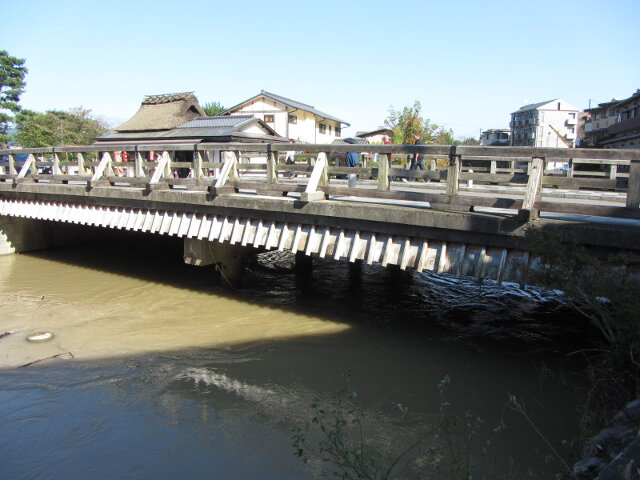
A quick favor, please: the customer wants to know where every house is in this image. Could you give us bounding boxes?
[598,89,640,149]
[94,93,285,173]
[95,93,283,146]
[113,92,206,134]
[221,90,349,143]
[479,129,510,146]
[355,127,393,144]
[582,99,620,147]
[510,99,579,148]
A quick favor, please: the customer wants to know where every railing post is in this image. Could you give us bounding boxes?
[490,160,496,175]
[446,146,460,196]
[135,147,144,177]
[8,153,16,175]
[193,145,204,180]
[626,160,640,208]
[164,151,173,178]
[519,157,544,221]
[266,144,277,184]
[52,149,62,175]
[378,150,390,191]
[609,163,618,180]
[77,152,85,175]
[567,158,574,178]
[213,149,222,179]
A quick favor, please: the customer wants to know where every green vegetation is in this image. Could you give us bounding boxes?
[385,101,453,145]
[202,101,225,116]
[524,226,640,425]
[14,107,109,147]
[384,101,479,146]
[0,50,28,146]
[291,375,569,479]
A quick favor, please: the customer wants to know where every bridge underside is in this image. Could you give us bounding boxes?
[0,198,531,286]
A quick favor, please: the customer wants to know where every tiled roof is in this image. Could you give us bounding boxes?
[177,115,254,129]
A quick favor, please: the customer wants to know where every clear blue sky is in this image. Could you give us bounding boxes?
[3,0,639,139]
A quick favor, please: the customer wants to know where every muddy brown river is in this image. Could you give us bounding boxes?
[0,232,588,479]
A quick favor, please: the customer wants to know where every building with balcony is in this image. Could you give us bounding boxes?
[479,129,510,146]
[510,99,578,148]
[582,99,620,147]
[599,89,640,149]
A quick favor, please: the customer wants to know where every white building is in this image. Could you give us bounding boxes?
[221,90,349,144]
[510,99,579,148]
[480,129,510,146]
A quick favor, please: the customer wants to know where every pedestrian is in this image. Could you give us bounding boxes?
[345,151,360,188]
[285,139,296,178]
[410,134,425,171]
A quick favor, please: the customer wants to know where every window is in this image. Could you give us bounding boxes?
[264,114,274,123]
[336,126,341,137]
[569,112,576,119]
[288,114,297,124]
[328,125,332,135]
[557,102,561,110]
[318,123,326,134]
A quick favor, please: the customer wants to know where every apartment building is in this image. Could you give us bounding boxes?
[510,99,579,148]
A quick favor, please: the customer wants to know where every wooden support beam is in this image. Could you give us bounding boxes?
[266,144,277,185]
[446,148,460,196]
[149,151,170,185]
[135,150,144,177]
[215,151,238,188]
[16,154,35,179]
[301,152,328,202]
[626,161,640,209]
[193,148,204,180]
[77,152,85,174]
[518,157,544,221]
[52,151,62,175]
[8,153,17,175]
[88,152,113,187]
[377,153,390,191]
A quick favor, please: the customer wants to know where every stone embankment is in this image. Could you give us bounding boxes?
[574,399,640,479]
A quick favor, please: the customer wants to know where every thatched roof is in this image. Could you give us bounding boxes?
[116,92,205,132]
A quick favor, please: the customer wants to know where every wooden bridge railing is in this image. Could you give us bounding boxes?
[1,143,640,221]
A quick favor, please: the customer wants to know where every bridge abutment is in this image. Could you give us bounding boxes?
[0,216,104,255]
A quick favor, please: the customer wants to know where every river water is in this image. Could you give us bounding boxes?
[0,232,589,479]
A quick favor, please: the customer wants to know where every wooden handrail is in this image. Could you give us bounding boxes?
[2,143,639,221]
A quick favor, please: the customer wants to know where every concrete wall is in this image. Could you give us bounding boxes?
[0,216,110,255]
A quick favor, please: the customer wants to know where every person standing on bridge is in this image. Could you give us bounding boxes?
[285,139,296,178]
[410,134,425,171]
[345,151,360,188]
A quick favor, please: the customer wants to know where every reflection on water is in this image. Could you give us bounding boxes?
[0,233,588,479]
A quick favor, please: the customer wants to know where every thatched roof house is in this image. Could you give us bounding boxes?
[115,92,205,132]
[94,93,286,146]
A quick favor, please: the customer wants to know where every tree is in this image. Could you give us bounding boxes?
[15,107,109,147]
[384,101,451,145]
[0,50,28,146]
[455,137,480,145]
[202,101,225,116]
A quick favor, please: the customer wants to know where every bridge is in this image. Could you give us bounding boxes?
[1,143,639,287]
